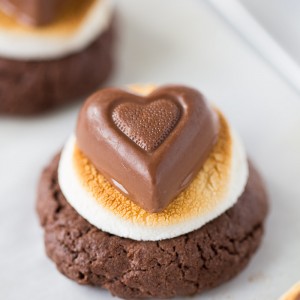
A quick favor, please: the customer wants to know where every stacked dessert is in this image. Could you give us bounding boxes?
[0,0,115,115]
[37,84,268,299]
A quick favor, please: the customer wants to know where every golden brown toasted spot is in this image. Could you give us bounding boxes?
[73,110,232,226]
[0,0,96,36]
[128,84,157,96]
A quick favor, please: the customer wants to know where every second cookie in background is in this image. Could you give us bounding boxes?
[0,0,116,115]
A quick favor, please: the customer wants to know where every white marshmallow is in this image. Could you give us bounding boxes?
[58,126,249,241]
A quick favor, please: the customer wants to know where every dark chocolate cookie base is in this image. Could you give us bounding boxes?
[0,19,115,116]
[37,154,268,299]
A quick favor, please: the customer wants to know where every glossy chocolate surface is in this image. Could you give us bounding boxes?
[0,0,63,26]
[76,85,219,213]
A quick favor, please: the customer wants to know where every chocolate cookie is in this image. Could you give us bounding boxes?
[0,19,115,116]
[37,154,268,299]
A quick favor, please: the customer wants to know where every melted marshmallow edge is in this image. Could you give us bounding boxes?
[58,125,248,241]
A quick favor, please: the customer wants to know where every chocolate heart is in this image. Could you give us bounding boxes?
[76,85,219,213]
[112,99,181,152]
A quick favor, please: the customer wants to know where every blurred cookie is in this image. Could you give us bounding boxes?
[0,0,115,115]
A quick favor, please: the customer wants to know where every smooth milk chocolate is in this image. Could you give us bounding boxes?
[0,0,63,26]
[76,85,219,213]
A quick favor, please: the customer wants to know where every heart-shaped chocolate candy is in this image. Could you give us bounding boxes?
[76,85,219,213]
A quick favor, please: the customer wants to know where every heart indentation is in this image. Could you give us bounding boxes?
[112,99,181,152]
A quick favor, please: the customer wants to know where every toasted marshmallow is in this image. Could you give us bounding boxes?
[0,0,114,60]
[58,98,249,241]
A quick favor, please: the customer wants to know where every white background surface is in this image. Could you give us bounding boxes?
[1,0,300,299]
[241,0,300,66]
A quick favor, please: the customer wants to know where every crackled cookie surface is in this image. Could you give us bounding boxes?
[37,155,268,299]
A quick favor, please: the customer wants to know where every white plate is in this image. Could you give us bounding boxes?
[241,0,300,66]
[1,0,300,299]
